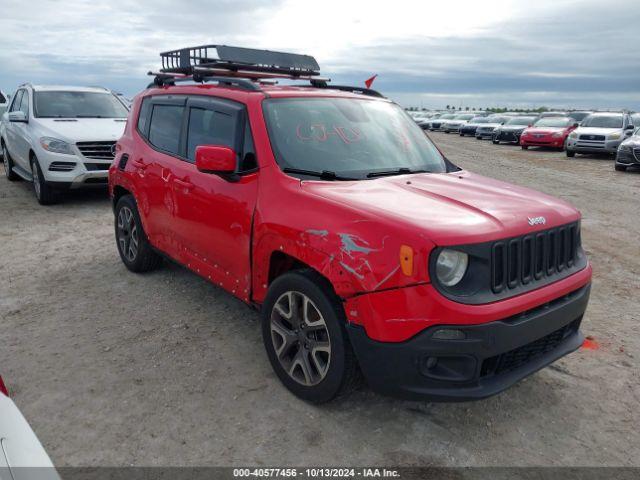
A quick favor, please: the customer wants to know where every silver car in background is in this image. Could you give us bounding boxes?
[614,126,640,172]
[566,112,634,157]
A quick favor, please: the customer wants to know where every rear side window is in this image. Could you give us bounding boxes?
[0,92,6,104]
[149,105,184,155]
[186,107,236,162]
[137,98,151,137]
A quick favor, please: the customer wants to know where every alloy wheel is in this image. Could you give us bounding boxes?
[117,206,139,262]
[31,161,41,199]
[270,291,331,386]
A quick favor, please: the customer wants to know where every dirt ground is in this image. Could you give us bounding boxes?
[1,133,639,467]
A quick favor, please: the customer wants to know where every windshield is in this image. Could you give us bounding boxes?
[34,91,129,118]
[439,114,455,119]
[263,98,447,179]
[506,116,537,126]
[631,114,640,126]
[454,114,475,120]
[580,115,623,128]
[568,112,591,122]
[471,117,489,123]
[534,117,574,127]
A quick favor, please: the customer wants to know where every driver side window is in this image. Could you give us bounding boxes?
[9,90,24,112]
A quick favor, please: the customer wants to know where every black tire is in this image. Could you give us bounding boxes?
[521,145,528,150]
[2,143,19,181]
[444,131,449,134]
[262,269,360,403]
[30,156,57,205]
[114,194,162,272]
[492,139,499,144]
[566,149,576,158]
[459,133,464,137]
[615,164,627,172]
[475,136,482,140]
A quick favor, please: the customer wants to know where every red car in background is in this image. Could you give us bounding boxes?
[520,117,579,150]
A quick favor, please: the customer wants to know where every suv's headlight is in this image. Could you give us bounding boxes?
[435,249,468,286]
[569,132,577,139]
[40,137,73,155]
[608,133,621,140]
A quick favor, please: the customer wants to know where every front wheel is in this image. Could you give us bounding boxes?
[31,156,57,205]
[521,145,528,150]
[566,149,576,158]
[3,144,19,181]
[492,139,499,144]
[262,270,360,403]
[615,164,627,172]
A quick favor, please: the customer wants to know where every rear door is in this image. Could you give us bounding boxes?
[169,95,258,301]
[4,90,23,162]
[134,95,187,254]
[12,89,32,169]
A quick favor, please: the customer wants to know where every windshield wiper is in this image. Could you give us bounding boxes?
[366,167,430,178]
[75,115,105,118]
[282,168,357,181]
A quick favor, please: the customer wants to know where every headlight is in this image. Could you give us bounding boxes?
[608,133,621,140]
[435,249,468,287]
[552,132,564,138]
[569,132,577,139]
[619,144,631,151]
[40,137,73,155]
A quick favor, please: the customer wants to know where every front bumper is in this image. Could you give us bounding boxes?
[347,283,590,401]
[615,148,640,166]
[520,136,565,148]
[567,137,621,154]
[494,130,523,143]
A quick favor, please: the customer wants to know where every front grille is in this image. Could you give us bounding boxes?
[49,161,76,172]
[579,134,605,141]
[634,148,640,162]
[491,223,580,294]
[498,131,519,142]
[76,141,116,160]
[480,318,580,376]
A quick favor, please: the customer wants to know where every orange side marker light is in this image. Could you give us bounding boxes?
[399,245,414,276]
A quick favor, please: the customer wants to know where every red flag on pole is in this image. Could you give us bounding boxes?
[364,74,378,89]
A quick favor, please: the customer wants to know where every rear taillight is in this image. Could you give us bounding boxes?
[0,376,9,396]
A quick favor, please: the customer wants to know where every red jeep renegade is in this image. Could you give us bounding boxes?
[109,46,592,403]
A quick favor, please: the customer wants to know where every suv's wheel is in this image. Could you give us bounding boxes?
[3,144,19,181]
[521,145,528,150]
[615,164,627,172]
[492,138,499,144]
[566,149,576,158]
[30,156,57,205]
[115,195,162,272]
[262,270,360,403]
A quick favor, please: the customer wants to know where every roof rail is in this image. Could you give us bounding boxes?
[306,82,385,98]
[147,72,261,91]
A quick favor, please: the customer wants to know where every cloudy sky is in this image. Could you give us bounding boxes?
[0,0,638,110]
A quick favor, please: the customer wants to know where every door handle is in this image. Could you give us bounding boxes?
[174,178,194,191]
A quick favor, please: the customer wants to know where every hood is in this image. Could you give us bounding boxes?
[500,125,528,131]
[36,118,127,142]
[302,171,580,245]
[478,123,501,129]
[523,127,566,135]
[620,135,640,147]
[575,126,620,136]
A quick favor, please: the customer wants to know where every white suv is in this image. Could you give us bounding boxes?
[566,112,634,158]
[1,84,128,204]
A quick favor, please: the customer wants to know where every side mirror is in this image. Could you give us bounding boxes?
[573,123,579,128]
[195,145,236,175]
[8,111,27,123]
[624,124,634,130]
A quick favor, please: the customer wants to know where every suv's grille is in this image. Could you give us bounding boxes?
[634,148,640,162]
[76,141,116,160]
[491,223,580,294]
[480,318,581,376]
[579,134,605,141]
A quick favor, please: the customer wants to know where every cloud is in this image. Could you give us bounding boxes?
[0,0,638,109]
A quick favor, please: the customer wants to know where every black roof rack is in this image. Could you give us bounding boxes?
[148,44,384,98]
[160,45,321,76]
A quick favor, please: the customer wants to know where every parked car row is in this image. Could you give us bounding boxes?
[409,109,639,172]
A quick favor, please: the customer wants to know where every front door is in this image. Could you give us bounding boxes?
[171,96,258,301]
